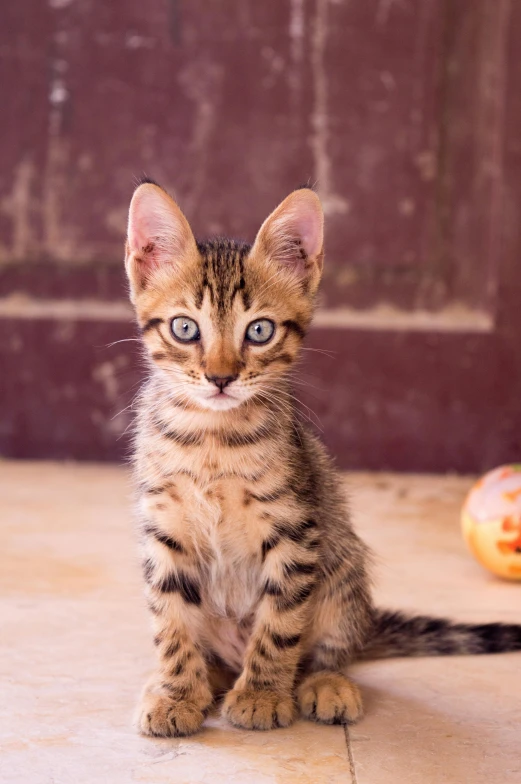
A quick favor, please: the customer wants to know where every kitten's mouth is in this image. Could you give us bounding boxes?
[196,388,244,411]
[211,389,232,399]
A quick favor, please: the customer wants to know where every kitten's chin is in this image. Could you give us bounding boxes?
[195,393,244,412]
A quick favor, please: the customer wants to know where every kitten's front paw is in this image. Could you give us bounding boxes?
[222,687,296,730]
[137,691,206,738]
[297,671,363,725]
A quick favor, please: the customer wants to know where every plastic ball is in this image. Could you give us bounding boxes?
[461,465,521,580]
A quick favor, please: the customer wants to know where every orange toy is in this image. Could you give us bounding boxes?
[461,465,521,580]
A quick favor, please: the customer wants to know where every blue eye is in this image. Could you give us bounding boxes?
[171,316,200,342]
[246,319,275,344]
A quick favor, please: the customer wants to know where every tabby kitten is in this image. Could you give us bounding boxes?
[125,181,521,737]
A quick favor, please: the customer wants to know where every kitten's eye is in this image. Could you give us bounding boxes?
[246,319,275,344]
[171,316,200,342]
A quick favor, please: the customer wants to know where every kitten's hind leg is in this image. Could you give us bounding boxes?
[297,670,363,725]
[297,565,372,725]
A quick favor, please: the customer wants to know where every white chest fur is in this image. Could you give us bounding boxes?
[198,479,263,617]
[193,479,262,671]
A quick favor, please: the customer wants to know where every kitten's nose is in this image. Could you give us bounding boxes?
[205,373,238,392]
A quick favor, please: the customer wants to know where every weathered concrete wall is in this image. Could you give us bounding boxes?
[0,0,519,470]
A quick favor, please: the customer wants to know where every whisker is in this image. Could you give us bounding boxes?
[111,403,135,421]
[300,347,336,359]
[99,338,143,348]
[271,384,323,431]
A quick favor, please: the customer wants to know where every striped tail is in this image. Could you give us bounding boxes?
[363,608,521,659]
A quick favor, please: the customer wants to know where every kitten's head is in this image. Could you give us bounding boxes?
[125,181,324,412]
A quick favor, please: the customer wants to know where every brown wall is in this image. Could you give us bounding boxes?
[1,1,520,471]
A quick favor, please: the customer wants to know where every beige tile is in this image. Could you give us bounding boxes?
[349,656,521,784]
[0,462,353,784]
[1,464,520,784]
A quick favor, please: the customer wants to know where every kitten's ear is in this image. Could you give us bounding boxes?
[251,188,324,293]
[125,182,197,298]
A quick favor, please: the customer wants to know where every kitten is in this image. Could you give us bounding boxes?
[125,180,521,737]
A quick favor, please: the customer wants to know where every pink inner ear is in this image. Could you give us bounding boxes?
[127,211,163,270]
[292,204,322,259]
[268,199,323,269]
[128,212,158,257]
[127,189,169,268]
[127,184,191,272]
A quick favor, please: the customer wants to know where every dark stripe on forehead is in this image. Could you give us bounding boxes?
[196,253,212,309]
[237,250,251,311]
[195,239,252,315]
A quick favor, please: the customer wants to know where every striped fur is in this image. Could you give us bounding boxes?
[125,182,521,737]
[365,610,521,659]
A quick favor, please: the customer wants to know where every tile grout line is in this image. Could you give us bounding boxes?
[344,726,359,784]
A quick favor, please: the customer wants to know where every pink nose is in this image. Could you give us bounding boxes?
[205,374,238,392]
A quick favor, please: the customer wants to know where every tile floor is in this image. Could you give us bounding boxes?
[0,462,520,783]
